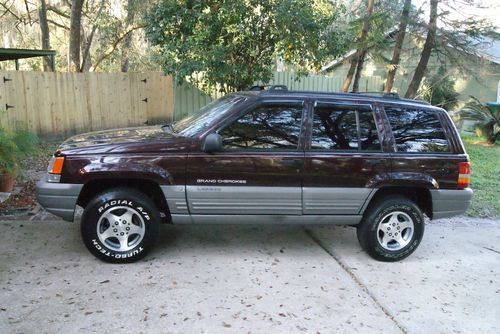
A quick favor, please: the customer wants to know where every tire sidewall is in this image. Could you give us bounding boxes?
[365,200,424,261]
[81,189,159,263]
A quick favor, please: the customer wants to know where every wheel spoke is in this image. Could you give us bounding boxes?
[394,233,406,247]
[128,223,144,236]
[388,214,399,225]
[399,220,413,231]
[117,235,129,250]
[380,233,393,248]
[103,212,121,223]
[100,227,115,240]
[119,210,134,224]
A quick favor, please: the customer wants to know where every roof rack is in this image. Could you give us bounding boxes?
[246,84,429,105]
[349,91,400,99]
[248,85,288,92]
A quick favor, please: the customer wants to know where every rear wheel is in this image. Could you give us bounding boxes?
[81,187,160,263]
[357,195,424,262]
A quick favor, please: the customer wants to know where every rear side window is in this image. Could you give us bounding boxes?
[385,107,450,153]
[311,104,381,151]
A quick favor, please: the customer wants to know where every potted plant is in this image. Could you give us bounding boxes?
[0,125,39,192]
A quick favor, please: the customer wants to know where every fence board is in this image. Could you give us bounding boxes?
[0,71,173,137]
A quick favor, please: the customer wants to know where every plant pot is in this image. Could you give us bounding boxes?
[0,172,15,192]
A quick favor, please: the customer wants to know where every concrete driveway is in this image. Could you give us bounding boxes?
[1,218,499,334]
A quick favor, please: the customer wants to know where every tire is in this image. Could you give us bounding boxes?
[81,187,160,263]
[356,195,424,262]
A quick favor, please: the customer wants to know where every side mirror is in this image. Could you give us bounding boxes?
[202,133,222,153]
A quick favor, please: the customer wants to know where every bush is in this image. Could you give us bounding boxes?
[0,125,40,177]
[459,97,499,144]
[419,67,459,111]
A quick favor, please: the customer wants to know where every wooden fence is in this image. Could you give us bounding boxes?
[0,70,384,136]
[0,71,174,137]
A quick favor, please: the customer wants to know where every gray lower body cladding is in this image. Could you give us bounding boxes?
[162,185,372,225]
[36,174,83,222]
[35,181,472,224]
[170,214,362,225]
[430,188,473,219]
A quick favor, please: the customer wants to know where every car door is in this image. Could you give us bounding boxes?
[302,100,390,216]
[186,99,307,219]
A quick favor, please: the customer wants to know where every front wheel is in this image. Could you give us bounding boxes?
[357,195,424,262]
[81,187,160,263]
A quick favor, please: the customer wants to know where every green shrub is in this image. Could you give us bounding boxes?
[459,97,499,144]
[419,66,459,111]
[0,125,40,177]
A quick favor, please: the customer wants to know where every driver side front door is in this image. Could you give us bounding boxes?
[186,100,306,220]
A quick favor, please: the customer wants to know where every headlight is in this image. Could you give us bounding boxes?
[47,156,65,182]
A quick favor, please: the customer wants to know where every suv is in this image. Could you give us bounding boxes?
[36,86,472,263]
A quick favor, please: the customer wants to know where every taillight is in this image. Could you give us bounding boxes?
[457,162,470,189]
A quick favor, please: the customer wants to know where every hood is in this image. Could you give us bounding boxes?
[57,125,192,155]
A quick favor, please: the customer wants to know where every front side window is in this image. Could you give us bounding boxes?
[385,107,450,153]
[311,105,381,151]
[220,103,303,149]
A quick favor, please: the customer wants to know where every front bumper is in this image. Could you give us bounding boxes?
[36,174,83,222]
[430,188,473,219]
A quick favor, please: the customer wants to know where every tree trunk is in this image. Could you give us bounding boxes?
[351,0,375,93]
[341,56,357,92]
[68,0,85,72]
[405,0,438,99]
[352,49,367,92]
[384,0,411,92]
[80,0,106,72]
[121,0,136,72]
[80,26,92,71]
[39,0,51,71]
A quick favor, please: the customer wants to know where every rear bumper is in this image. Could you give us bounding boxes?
[36,174,83,222]
[430,188,473,219]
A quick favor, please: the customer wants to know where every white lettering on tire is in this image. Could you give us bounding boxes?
[92,239,144,258]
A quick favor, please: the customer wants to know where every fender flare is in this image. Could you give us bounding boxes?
[367,172,439,189]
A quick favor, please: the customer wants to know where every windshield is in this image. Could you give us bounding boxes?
[172,95,247,137]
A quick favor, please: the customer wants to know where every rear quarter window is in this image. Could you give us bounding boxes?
[385,107,450,153]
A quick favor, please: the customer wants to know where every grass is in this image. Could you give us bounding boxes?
[461,134,499,218]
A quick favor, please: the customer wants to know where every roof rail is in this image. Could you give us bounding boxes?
[245,85,429,105]
[248,85,288,92]
[349,91,400,99]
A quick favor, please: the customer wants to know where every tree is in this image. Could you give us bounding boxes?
[121,0,135,72]
[38,0,51,71]
[340,0,396,93]
[405,0,438,99]
[68,0,85,72]
[145,0,349,92]
[384,0,411,92]
[351,0,375,93]
[0,0,154,72]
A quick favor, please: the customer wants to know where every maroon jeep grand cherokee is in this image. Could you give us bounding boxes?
[36,86,472,263]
